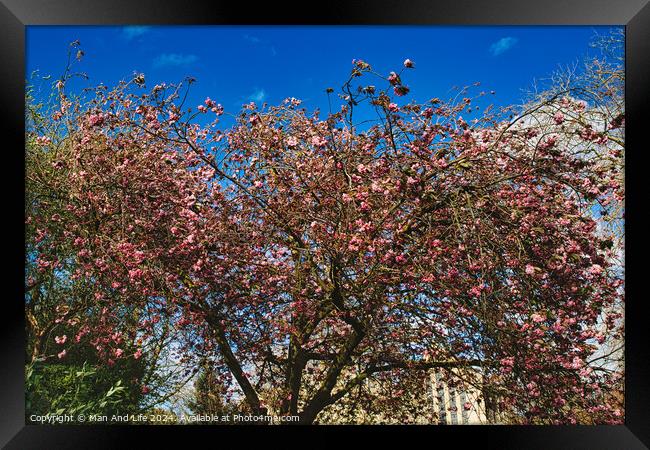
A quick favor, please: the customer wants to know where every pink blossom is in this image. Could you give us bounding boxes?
[500,356,515,368]
[87,113,105,127]
[128,268,144,281]
[24,55,625,425]
[574,100,587,112]
[539,135,557,150]
[393,85,410,97]
[36,136,52,146]
[554,397,567,407]
[403,59,414,68]
[54,335,67,344]
[531,313,545,323]
[588,264,603,275]
[352,59,368,68]
[468,285,483,298]
[57,350,67,359]
[311,136,327,148]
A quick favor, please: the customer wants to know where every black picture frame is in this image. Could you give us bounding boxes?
[2,1,648,448]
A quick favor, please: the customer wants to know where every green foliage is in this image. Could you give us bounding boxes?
[186,366,243,424]
[26,360,142,423]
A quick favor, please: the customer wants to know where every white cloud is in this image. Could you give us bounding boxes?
[489,37,518,56]
[243,34,262,44]
[247,88,267,103]
[153,53,199,68]
[122,26,151,40]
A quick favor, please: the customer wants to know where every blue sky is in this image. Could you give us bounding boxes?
[26,26,622,124]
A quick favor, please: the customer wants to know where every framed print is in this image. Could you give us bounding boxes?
[1,0,649,448]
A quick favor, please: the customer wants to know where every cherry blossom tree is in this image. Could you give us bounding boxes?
[26,37,624,424]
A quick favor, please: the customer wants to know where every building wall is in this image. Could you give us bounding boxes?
[429,369,487,425]
[315,366,491,424]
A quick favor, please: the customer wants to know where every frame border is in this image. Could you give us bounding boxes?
[2,1,648,448]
